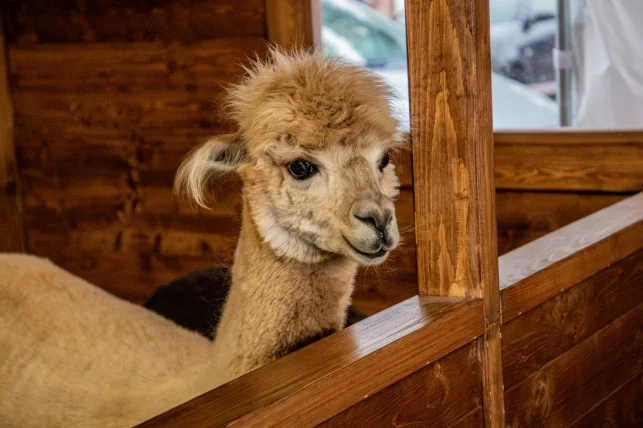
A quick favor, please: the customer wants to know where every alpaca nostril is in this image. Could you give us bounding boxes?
[354,214,387,242]
[354,215,378,229]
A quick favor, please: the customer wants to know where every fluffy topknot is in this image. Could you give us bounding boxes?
[226,48,400,155]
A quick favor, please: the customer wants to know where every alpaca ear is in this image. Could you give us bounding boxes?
[174,133,248,208]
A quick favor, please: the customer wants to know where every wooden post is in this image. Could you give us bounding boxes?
[406,0,504,426]
[0,14,26,252]
[265,0,321,51]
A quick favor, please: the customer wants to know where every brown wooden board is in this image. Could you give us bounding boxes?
[396,130,643,192]
[504,303,643,427]
[406,0,504,424]
[139,297,483,427]
[494,131,643,192]
[318,340,482,428]
[500,192,643,323]
[2,0,266,43]
[570,374,642,427]
[496,191,628,255]
[0,14,25,252]
[502,249,643,388]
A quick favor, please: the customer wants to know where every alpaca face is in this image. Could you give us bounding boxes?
[175,50,406,265]
[238,134,402,265]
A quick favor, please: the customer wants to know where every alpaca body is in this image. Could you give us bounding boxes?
[0,254,216,427]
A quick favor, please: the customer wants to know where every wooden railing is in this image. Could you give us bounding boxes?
[141,191,643,427]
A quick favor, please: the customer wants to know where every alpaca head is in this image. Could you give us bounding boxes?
[176,49,406,266]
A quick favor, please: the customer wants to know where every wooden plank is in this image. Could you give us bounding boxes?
[398,131,643,192]
[139,297,484,427]
[0,13,26,252]
[504,304,643,427]
[502,249,643,388]
[265,0,319,51]
[9,39,266,92]
[406,1,503,425]
[569,374,642,427]
[495,139,643,192]
[318,340,482,428]
[495,129,643,145]
[500,192,643,323]
[496,191,628,254]
[2,0,266,43]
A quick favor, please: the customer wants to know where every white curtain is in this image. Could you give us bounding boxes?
[573,0,643,128]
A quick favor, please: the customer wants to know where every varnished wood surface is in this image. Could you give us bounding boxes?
[318,340,482,428]
[495,191,627,254]
[502,249,643,388]
[139,297,483,427]
[500,191,643,322]
[396,131,643,192]
[266,0,319,50]
[0,14,25,252]
[407,0,483,298]
[406,0,504,425]
[2,0,266,43]
[569,375,642,427]
[504,303,643,427]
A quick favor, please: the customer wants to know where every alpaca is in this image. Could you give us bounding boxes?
[0,49,405,427]
[145,265,367,340]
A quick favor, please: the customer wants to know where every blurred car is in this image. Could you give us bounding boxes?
[322,0,558,129]
[490,0,556,85]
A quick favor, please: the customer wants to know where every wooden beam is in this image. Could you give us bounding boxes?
[500,191,643,323]
[138,297,483,427]
[406,0,504,425]
[265,0,320,51]
[495,131,643,192]
[0,13,25,252]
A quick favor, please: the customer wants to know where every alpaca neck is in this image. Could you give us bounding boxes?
[212,197,358,381]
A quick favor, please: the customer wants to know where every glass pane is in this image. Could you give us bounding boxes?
[490,0,643,129]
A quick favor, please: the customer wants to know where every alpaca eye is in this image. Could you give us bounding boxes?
[286,159,317,180]
[379,152,391,171]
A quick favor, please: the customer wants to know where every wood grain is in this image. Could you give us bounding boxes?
[139,297,483,427]
[2,0,266,43]
[496,191,627,255]
[504,304,643,427]
[318,340,482,428]
[0,13,25,252]
[265,0,319,50]
[406,1,503,424]
[502,249,643,388]
[569,374,642,427]
[397,131,643,192]
[500,191,643,322]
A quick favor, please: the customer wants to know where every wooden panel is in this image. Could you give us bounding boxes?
[0,14,25,252]
[504,304,643,427]
[140,297,484,427]
[406,1,503,425]
[502,249,643,388]
[500,192,643,322]
[397,131,643,192]
[2,0,266,43]
[319,340,482,428]
[496,191,628,254]
[9,39,266,93]
[570,375,642,427]
[266,0,319,50]
[495,131,643,192]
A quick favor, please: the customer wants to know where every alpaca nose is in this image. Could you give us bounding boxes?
[351,200,393,240]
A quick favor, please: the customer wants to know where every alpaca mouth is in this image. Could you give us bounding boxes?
[342,236,389,260]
